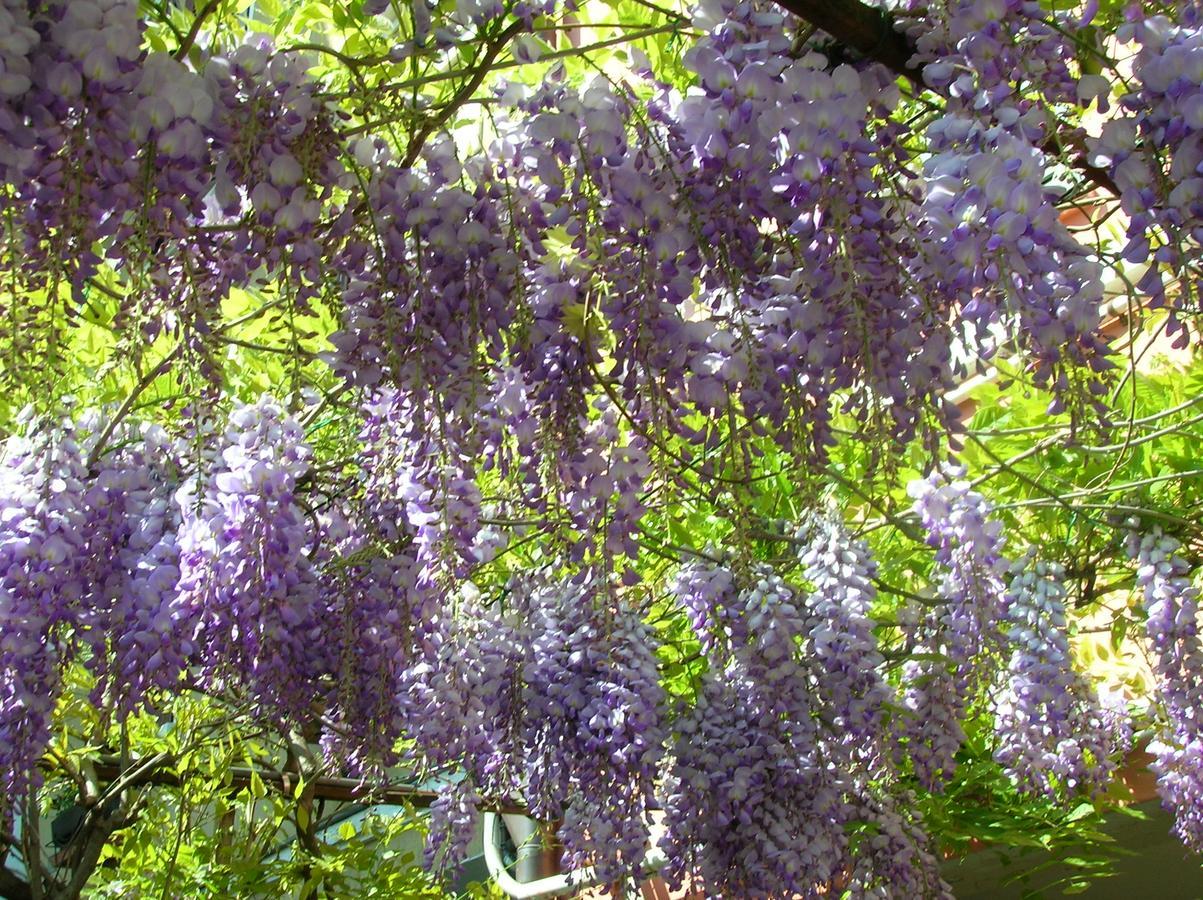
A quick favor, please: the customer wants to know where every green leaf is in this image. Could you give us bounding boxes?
[1066,802,1096,823]
[1110,615,1129,652]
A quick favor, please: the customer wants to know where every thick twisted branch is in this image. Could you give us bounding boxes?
[772,0,921,81]
[770,0,1120,194]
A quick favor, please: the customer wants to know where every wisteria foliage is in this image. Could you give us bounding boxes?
[2,0,1203,894]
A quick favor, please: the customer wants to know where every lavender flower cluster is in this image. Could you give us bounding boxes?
[904,466,1114,796]
[904,466,1011,787]
[1094,14,1203,325]
[0,0,356,378]
[1128,528,1203,850]
[175,398,323,721]
[661,551,949,898]
[797,515,895,757]
[407,600,524,874]
[904,0,1116,408]
[0,411,93,813]
[521,575,666,883]
[994,555,1114,798]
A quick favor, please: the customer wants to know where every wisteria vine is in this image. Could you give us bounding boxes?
[3,0,1203,894]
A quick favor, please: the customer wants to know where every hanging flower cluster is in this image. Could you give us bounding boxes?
[1094,14,1203,325]
[0,411,94,811]
[175,398,323,721]
[994,555,1115,799]
[1128,528,1203,850]
[903,467,1113,796]
[660,544,949,899]
[521,575,665,882]
[903,466,1012,787]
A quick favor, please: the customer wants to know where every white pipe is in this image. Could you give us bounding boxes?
[483,812,668,899]
[500,813,546,883]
